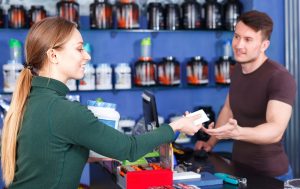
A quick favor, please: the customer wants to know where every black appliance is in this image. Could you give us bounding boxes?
[0,6,4,28]
[115,0,140,29]
[158,56,181,86]
[194,106,215,141]
[182,0,202,29]
[215,56,235,85]
[203,0,222,29]
[134,58,157,87]
[164,3,181,30]
[8,5,27,28]
[28,6,47,27]
[147,2,164,30]
[57,0,80,27]
[223,0,243,31]
[186,56,209,85]
[90,0,113,29]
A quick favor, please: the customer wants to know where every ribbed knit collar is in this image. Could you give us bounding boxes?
[31,76,69,96]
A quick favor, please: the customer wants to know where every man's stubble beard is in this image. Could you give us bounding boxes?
[234,56,258,65]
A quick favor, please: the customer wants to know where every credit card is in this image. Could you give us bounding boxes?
[186,109,210,125]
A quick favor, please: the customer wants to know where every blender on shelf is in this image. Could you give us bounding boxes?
[158,56,180,86]
[134,37,156,86]
[3,39,24,92]
[116,0,140,29]
[57,0,80,27]
[187,56,209,85]
[90,0,113,29]
[215,39,236,85]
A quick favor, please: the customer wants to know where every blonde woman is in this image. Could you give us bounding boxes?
[1,17,202,188]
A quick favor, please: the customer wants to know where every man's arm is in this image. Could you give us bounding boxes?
[207,95,233,147]
[204,100,292,144]
[194,95,233,151]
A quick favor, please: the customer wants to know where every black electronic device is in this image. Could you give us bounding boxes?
[194,149,208,159]
[142,90,159,131]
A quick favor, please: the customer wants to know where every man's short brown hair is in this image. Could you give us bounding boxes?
[237,10,273,40]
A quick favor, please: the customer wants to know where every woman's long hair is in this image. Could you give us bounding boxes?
[1,17,76,186]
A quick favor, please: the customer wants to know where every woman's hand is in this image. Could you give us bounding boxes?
[169,113,203,136]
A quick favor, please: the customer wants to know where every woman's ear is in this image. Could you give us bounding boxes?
[46,49,58,64]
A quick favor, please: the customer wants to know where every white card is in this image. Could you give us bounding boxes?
[186,109,210,125]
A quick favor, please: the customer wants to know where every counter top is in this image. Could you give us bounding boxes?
[89,152,283,189]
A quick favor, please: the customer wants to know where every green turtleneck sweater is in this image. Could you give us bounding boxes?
[9,76,174,189]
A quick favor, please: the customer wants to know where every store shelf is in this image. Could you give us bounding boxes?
[0,83,229,95]
[0,28,233,34]
[0,16,232,119]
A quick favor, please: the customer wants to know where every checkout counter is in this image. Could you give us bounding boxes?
[89,151,283,189]
[87,91,283,188]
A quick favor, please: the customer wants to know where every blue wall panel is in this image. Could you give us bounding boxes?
[252,0,285,65]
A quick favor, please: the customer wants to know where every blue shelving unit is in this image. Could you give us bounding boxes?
[0,27,233,120]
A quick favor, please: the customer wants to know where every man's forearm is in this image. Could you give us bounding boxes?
[236,123,285,144]
[208,95,233,147]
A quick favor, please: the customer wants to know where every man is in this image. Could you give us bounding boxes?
[195,10,296,181]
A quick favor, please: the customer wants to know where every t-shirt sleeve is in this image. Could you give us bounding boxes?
[268,70,296,106]
[49,100,174,162]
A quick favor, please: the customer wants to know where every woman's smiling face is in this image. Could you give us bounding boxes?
[52,28,91,83]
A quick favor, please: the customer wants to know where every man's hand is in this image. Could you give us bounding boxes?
[203,118,241,140]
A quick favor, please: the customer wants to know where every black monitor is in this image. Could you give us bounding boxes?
[142,90,159,131]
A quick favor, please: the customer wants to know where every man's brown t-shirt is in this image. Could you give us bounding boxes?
[229,59,296,177]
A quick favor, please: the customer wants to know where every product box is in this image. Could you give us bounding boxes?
[87,100,120,158]
[116,166,173,189]
[117,144,174,189]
